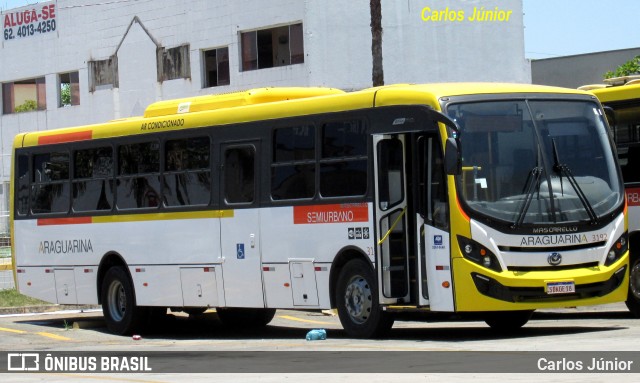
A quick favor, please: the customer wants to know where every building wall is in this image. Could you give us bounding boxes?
[0,0,529,232]
[531,48,640,88]
[382,0,530,84]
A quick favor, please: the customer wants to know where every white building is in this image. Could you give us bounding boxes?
[0,0,529,232]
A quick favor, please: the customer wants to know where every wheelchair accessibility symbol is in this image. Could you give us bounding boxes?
[237,243,245,259]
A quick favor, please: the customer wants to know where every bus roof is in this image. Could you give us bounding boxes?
[589,83,640,103]
[15,83,591,149]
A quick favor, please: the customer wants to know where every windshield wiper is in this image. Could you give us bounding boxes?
[512,166,543,229]
[552,139,598,224]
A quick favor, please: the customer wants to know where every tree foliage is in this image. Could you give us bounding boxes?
[604,55,640,79]
[14,100,37,113]
[60,83,71,106]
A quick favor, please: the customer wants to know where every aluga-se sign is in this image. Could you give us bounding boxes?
[3,2,57,41]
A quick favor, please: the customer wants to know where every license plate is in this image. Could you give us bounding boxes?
[546,281,575,295]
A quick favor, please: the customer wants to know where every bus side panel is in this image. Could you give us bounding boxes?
[75,266,99,304]
[15,267,57,303]
[129,265,184,307]
[13,217,223,306]
[260,204,375,310]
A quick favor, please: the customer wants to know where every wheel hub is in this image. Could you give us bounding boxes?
[107,280,126,322]
[631,263,640,300]
[344,276,372,324]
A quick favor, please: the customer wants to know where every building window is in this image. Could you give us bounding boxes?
[58,72,80,107]
[88,56,118,92]
[240,23,304,71]
[202,47,230,88]
[2,77,46,114]
[158,44,191,82]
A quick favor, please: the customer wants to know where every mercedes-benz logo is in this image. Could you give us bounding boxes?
[548,252,562,266]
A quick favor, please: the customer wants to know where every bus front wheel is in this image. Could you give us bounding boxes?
[335,259,394,338]
[101,267,147,335]
[625,257,640,318]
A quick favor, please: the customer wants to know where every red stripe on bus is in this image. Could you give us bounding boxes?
[293,203,369,224]
[38,131,92,145]
[37,217,92,226]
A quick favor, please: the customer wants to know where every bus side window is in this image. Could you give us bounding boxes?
[271,125,315,200]
[72,147,114,212]
[31,152,70,214]
[224,146,255,204]
[320,120,368,197]
[16,154,29,216]
[117,142,161,210]
[163,136,211,207]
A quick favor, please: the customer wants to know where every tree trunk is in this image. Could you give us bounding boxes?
[370,0,384,87]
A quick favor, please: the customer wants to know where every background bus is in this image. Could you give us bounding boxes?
[11,84,629,338]
[588,76,640,317]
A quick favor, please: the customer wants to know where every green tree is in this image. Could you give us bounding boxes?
[60,83,71,106]
[14,100,37,113]
[604,55,640,79]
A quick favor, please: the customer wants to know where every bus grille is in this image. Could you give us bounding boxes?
[471,266,626,303]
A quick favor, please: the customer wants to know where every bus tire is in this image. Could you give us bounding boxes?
[336,258,394,338]
[101,267,147,335]
[216,308,276,328]
[484,310,533,332]
[625,257,640,318]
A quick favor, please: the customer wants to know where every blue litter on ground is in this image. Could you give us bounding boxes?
[305,329,327,341]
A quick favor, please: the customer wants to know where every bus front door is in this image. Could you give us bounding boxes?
[416,134,454,311]
[373,134,411,304]
[373,132,454,311]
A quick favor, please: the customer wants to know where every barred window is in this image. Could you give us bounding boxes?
[241,23,304,71]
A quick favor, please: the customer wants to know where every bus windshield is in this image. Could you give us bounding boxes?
[447,99,623,226]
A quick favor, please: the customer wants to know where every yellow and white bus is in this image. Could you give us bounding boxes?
[588,76,640,316]
[11,84,629,338]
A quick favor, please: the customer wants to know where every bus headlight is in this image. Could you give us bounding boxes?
[457,236,502,272]
[604,232,628,266]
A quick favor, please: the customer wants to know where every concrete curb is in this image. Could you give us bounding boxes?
[0,305,100,315]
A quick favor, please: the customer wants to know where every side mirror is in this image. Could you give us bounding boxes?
[445,137,461,175]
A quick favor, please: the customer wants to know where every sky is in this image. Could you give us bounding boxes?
[523,0,638,59]
[1,0,638,60]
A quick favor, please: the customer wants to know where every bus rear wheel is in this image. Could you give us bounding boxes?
[335,259,394,338]
[625,257,640,318]
[216,308,276,328]
[484,310,533,332]
[101,267,147,335]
